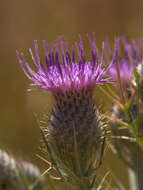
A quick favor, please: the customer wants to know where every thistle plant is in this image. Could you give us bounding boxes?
[16,34,112,190]
[104,37,143,190]
[16,160,45,190]
[0,149,21,190]
[0,149,45,190]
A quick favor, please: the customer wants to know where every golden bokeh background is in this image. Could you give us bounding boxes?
[1,0,143,189]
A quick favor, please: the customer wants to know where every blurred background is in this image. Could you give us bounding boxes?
[1,0,143,189]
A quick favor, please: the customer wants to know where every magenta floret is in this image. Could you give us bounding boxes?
[107,37,143,84]
[17,34,112,94]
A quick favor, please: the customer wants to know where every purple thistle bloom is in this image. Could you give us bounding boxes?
[17,35,111,181]
[106,37,143,84]
[16,34,112,95]
[109,59,134,84]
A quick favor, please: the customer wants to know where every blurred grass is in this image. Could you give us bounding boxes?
[1,0,143,189]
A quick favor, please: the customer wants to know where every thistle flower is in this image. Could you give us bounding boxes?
[17,34,111,188]
[17,160,45,190]
[108,37,143,188]
[106,37,142,85]
[17,36,111,93]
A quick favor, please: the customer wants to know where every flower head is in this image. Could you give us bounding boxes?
[107,37,142,84]
[17,35,110,185]
[17,34,111,95]
[17,160,45,190]
[0,149,45,190]
[109,37,143,173]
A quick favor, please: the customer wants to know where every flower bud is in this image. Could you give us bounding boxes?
[17,160,45,190]
[111,104,143,171]
[0,149,45,190]
[0,150,21,190]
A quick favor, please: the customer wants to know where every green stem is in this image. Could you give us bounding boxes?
[128,168,138,190]
[124,107,143,148]
[136,168,143,190]
[131,122,143,148]
[128,167,143,190]
[135,135,143,148]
